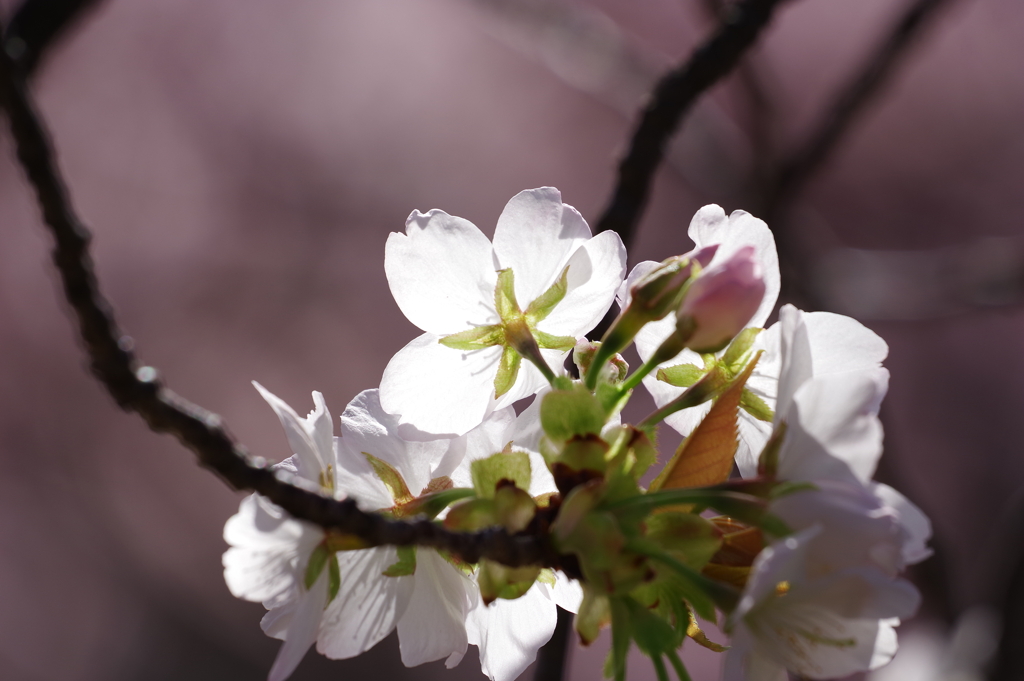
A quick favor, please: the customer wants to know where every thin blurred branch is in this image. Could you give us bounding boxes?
[469,0,754,206]
[762,0,961,306]
[595,0,788,246]
[2,0,104,76]
[0,19,562,572]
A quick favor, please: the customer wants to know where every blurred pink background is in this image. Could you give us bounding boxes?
[2,0,1022,679]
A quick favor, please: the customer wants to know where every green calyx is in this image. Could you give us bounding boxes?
[439,267,574,398]
[382,546,417,577]
[655,328,774,423]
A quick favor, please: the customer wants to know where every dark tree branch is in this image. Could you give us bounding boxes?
[0,20,560,571]
[594,0,788,246]
[3,0,105,77]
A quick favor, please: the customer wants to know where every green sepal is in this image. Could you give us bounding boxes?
[478,559,540,604]
[625,597,678,657]
[399,487,476,520]
[493,345,522,399]
[494,268,521,320]
[493,483,537,532]
[540,384,606,441]
[304,544,329,590]
[603,426,657,482]
[525,265,569,324]
[626,538,736,618]
[721,327,762,371]
[596,381,631,419]
[471,450,532,499]
[607,597,631,681]
[740,388,773,422]
[558,434,610,474]
[611,487,791,538]
[576,587,612,645]
[656,363,704,388]
[363,452,413,504]
[534,329,576,351]
[439,324,504,351]
[327,553,341,603]
[382,546,417,577]
[644,512,722,571]
[443,498,497,532]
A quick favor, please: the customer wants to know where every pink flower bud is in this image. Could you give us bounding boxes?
[677,246,766,353]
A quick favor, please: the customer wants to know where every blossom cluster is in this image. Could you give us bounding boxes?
[223,188,931,681]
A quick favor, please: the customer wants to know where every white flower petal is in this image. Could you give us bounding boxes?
[223,495,324,607]
[802,311,888,375]
[380,333,503,437]
[507,391,545,453]
[308,392,334,471]
[723,632,789,681]
[775,305,814,422]
[397,550,474,666]
[736,412,774,477]
[779,371,889,485]
[633,314,682,364]
[339,389,451,499]
[799,569,920,621]
[615,260,662,309]
[468,584,557,681]
[385,209,499,335]
[540,230,626,338]
[760,608,900,680]
[267,568,329,681]
[317,547,414,659]
[770,481,906,576]
[551,572,583,613]
[261,603,294,641]
[688,205,779,329]
[870,483,934,565]
[493,350,561,412]
[433,407,517,481]
[253,382,325,483]
[492,188,591,305]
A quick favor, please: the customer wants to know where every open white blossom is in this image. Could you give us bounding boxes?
[380,187,626,437]
[225,386,470,680]
[725,515,920,681]
[223,384,338,681]
[225,385,583,681]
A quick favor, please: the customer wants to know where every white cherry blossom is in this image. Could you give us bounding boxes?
[725,484,922,681]
[223,384,337,681]
[224,387,471,680]
[380,187,626,437]
[224,385,583,681]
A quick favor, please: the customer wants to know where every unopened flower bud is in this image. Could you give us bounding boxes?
[587,246,717,389]
[677,246,765,354]
[627,244,719,321]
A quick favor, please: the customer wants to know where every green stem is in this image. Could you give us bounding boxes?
[652,656,671,681]
[526,352,557,385]
[666,651,692,681]
[628,541,740,613]
[636,367,725,429]
[616,353,662,395]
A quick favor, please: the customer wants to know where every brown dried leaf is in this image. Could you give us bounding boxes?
[651,354,761,491]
